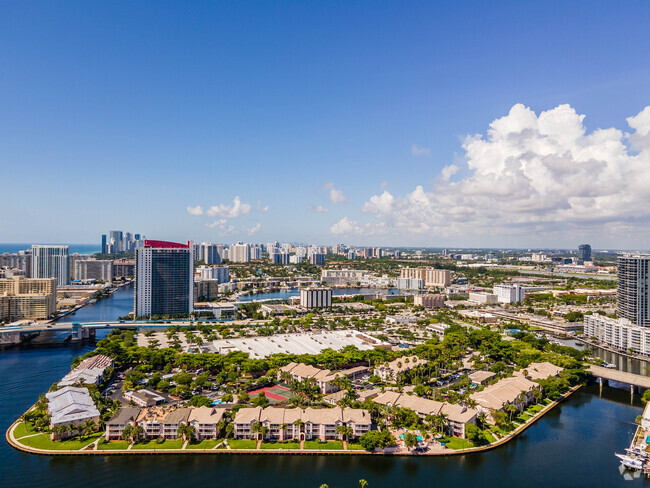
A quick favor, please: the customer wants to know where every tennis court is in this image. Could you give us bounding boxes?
[249,384,296,404]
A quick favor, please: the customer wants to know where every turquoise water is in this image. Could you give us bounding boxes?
[0,243,101,254]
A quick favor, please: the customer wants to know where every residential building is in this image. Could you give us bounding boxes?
[0,251,31,277]
[106,407,141,440]
[373,391,477,439]
[279,362,369,394]
[493,283,525,304]
[470,374,537,415]
[197,265,230,283]
[395,278,424,290]
[113,258,135,278]
[31,245,70,286]
[468,291,498,304]
[194,279,220,302]
[196,242,222,264]
[59,354,113,387]
[74,259,114,283]
[321,269,368,285]
[618,253,650,326]
[125,389,166,407]
[0,277,57,321]
[414,294,445,309]
[300,287,332,308]
[400,268,451,287]
[233,406,371,441]
[310,253,325,265]
[229,242,250,263]
[189,406,226,440]
[46,386,100,440]
[373,356,427,382]
[584,314,650,355]
[135,240,193,317]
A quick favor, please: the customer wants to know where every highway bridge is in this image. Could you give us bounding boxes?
[0,320,208,345]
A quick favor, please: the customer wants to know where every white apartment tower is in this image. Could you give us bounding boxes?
[31,245,70,286]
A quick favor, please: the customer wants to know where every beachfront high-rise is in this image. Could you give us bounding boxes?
[31,245,70,286]
[618,253,650,327]
[135,240,193,317]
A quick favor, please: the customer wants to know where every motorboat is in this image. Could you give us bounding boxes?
[615,453,644,470]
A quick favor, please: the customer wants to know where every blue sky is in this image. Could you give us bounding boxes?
[3,1,650,248]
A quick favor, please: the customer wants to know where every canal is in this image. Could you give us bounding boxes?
[0,285,647,487]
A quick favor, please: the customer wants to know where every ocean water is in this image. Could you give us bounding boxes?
[0,243,101,255]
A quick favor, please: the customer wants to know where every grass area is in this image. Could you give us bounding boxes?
[19,433,102,451]
[187,440,221,449]
[542,398,552,406]
[98,440,130,450]
[260,441,301,450]
[227,439,258,449]
[303,440,344,450]
[132,439,184,450]
[515,413,532,423]
[527,404,544,414]
[441,437,473,450]
[346,442,366,450]
[484,431,497,443]
[13,421,37,439]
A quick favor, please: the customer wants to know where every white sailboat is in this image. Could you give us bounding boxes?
[615,453,644,470]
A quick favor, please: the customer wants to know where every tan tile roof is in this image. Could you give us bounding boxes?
[441,403,478,423]
[469,371,497,384]
[525,362,563,380]
[188,406,225,424]
[470,374,536,410]
[234,406,263,424]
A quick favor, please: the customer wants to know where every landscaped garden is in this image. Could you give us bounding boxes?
[260,441,301,449]
[303,440,344,450]
[132,439,184,450]
[227,439,258,449]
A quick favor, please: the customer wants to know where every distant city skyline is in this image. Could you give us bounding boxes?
[4,2,650,248]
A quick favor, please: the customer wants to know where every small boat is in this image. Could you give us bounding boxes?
[615,453,644,470]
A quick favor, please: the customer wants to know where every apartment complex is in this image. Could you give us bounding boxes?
[618,253,650,326]
[135,240,193,317]
[0,277,57,321]
[320,269,368,285]
[74,259,114,283]
[279,362,368,394]
[373,355,427,381]
[400,268,451,287]
[300,287,332,309]
[31,245,69,286]
[414,294,445,309]
[46,387,100,440]
[234,406,372,441]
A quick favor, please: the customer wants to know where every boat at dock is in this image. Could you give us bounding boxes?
[615,453,644,470]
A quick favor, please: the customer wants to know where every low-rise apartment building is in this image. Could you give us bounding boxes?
[233,406,372,441]
[279,362,369,393]
[59,354,113,387]
[46,386,100,440]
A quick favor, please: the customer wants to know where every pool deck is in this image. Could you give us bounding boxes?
[6,385,581,457]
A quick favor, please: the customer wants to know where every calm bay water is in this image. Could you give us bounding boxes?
[239,287,405,302]
[0,286,646,487]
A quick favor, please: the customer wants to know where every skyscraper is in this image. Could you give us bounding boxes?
[618,253,650,327]
[101,234,107,254]
[578,244,592,263]
[109,230,123,252]
[31,245,70,286]
[135,240,193,317]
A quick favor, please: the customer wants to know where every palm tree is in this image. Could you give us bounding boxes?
[476,412,488,430]
[359,480,368,488]
[259,426,269,440]
[532,387,542,405]
[67,422,77,439]
[434,413,449,435]
[178,423,196,442]
[336,425,353,442]
[131,424,144,443]
[121,424,133,442]
[251,421,262,440]
[504,403,518,422]
[84,419,96,437]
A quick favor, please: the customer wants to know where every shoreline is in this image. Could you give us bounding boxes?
[5,385,581,457]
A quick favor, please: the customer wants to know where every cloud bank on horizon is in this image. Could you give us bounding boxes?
[331,103,650,243]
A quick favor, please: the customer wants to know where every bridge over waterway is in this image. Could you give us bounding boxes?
[588,364,650,397]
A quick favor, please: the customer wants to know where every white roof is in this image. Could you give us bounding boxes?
[46,386,100,425]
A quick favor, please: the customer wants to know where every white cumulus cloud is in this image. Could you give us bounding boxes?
[186,205,203,216]
[330,217,360,235]
[343,103,650,244]
[323,182,346,204]
[248,223,261,235]
[206,196,252,219]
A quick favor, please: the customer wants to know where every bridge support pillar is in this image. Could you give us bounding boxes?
[71,324,91,341]
[631,384,636,404]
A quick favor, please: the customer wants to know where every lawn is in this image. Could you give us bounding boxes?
[346,443,366,451]
[527,404,544,414]
[303,440,344,450]
[19,433,102,451]
[484,431,497,443]
[187,440,221,449]
[261,441,301,450]
[442,437,473,450]
[13,421,37,439]
[516,413,532,423]
[132,440,184,450]
[227,439,258,449]
[98,440,130,450]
